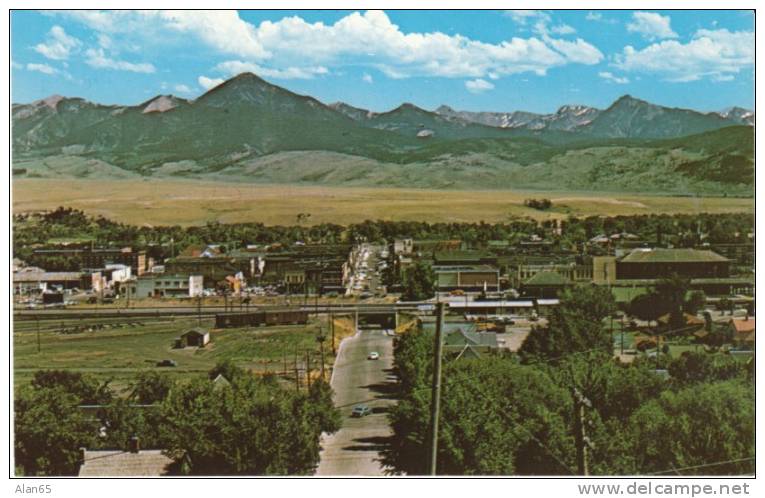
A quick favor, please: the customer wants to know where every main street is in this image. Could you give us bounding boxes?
[315,328,396,476]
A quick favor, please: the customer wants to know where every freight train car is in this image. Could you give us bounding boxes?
[215,309,309,328]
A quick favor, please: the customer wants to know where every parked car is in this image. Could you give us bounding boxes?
[156,359,177,367]
[367,352,380,360]
[351,405,371,417]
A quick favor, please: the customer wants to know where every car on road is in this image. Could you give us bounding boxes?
[367,351,380,360]
[351,405,371,417]
[156,359,177,367]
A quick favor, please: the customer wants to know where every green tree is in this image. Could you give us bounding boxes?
[401,261,436,301]
[667,351,745,385]
[683,290,706,315]
[161,373,340,475]
[31,370,112,405]
[15,386,96,476]
[628,380,754,475]
[385,357,574,475]
[520,285,615,362]
[656,275,690,329]
[129,371,174,405]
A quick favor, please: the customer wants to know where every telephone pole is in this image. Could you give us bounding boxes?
[572,387,591,476]
[294,347,300,392]
[305,350,311,391]
[330,313,336,356]
[427,302,445,475]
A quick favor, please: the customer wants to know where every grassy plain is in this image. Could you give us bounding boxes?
[13,316,341,390]
[12,178,754,226]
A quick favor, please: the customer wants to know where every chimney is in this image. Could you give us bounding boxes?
[78,447,87,464]
[129,436,140,454]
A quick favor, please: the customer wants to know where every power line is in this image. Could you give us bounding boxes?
[649,457,755,476]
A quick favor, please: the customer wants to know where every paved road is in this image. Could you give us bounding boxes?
[316,329,396,476]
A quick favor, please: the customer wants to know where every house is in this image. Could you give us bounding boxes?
[443,328,499,358]
[212,373,231,390]
[729,318,755,347]
[176,328,210,348]
[78,438,176,476]
[656,312,705,334]
[520,270,572,299]
[393,238,413,255]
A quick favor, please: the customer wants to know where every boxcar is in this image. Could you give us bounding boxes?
[215,309,308,328]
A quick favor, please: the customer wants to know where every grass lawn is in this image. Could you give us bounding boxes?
[14,315,339,392]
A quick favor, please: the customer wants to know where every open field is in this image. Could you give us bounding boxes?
[13,178,753,227]
[13,316,340,390]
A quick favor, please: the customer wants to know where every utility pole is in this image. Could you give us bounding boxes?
[305,350,311,391]
[620,313,625,355]
[319,333,326,381]
[331,313,336,356]
[36,317,41,354]
[294,347,300,392]
[572,387,591,476]
[427,302,445,475]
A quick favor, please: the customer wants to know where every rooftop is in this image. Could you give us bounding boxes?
[620,248,729,264]
[433,251,491,263]
[13,271,82,282]
[523,271,571,286]
[730,318,755,333]
[78,449,175,476]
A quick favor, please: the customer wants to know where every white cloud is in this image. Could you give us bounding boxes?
[586,11,617,24]
[34,25,81,60]
[545,37,603,65]
[56,10,602,81]
[627,12,678,40]
[84,48,155,73]
[27,63,58,75]
[214,60,328,80]
[97,33,112,49]
[614,28,753,82]
[362,73,373,84]
[598,71,629,84]
[11,60,23,69]
[174,84,193,94]
[198,75,225,90]
[505,10,550,25]
[465,78,494,94]
[550,24,576,35]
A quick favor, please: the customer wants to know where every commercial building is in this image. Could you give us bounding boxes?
[31,246,147,275]
[131,274,203,298]
[434,265,500,292]
[13,267,84,294]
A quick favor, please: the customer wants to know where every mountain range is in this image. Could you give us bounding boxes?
[11,72,754,195]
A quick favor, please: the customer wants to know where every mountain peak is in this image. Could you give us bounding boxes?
[142,95,180,114]
[39,94,65,110]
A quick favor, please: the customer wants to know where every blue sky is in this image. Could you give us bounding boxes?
[11,10,754,113]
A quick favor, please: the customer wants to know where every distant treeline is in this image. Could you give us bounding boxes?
[14,207,754,266]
